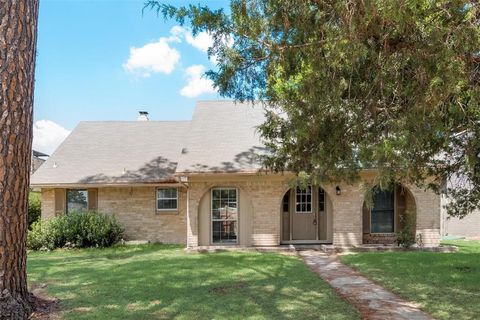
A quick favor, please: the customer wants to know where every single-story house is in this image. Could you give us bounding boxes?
[31,101,441,247]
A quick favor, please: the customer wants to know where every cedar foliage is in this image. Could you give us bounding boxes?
[146,1,480,218]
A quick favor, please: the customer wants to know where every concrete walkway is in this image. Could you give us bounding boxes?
[298,251,434,320]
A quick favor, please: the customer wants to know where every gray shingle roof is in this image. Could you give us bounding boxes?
[176,100,266,173]
[33,150,49,157]
[31,121,190,185]
[31,101,267,186]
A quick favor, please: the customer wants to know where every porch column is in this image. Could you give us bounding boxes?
[408,185,441,247]
[186,183,200,247]
[248,180,285,246]
[329,184,363,246]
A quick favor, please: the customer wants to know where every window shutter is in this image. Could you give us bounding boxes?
[88,188,98,211]
[54,188,66,215]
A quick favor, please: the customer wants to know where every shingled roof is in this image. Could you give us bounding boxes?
[31,121,190,185]
[176,100,266,173]
[31,101,267,186]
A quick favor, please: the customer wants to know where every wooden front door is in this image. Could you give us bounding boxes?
[291,187,317,240]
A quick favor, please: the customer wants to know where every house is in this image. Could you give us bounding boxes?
[31,101,441,247]
[440,178,480,239]
[441,209,480,239]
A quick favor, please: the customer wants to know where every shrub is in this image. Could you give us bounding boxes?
[28,211,124,250]
[28,192,42,228]
[395,211,416,248]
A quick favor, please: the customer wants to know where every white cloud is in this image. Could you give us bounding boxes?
[185,31,214,53]
[123,27,181,77]
[180,65,216,98]
[172,26,214,53]
[170,25,185,38]
[33,120,71,155]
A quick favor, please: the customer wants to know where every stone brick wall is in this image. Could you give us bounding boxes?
[39,172,441,248]
[408,184,441,247]
[186,175,287,247]
[326,183,365,246]
[442,209,480,239]
[41,188,55,220]
[41,186,187,244]
[184,173,441,247]
[363,233,397,245]
[327,175,440,247]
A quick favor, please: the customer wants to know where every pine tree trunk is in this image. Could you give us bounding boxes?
[0,0,39,318]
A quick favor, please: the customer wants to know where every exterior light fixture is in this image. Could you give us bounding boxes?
[335,186,341,195]
[180,176,188,183]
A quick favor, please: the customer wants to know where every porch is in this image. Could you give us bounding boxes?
[186,174,441,248]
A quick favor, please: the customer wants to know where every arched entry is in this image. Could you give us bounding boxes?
[362,185,417,244]
[197,186,254,246]
[280,186,333,244]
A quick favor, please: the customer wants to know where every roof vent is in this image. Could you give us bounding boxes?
[137,111,149,121]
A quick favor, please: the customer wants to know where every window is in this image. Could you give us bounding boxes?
[156,188,178,211]
[295,187,312,213]
[371,188,394,233]
[211,188,238,244]
[66,189,88,213]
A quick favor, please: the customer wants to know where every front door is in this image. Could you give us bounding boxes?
[292,187,317,240]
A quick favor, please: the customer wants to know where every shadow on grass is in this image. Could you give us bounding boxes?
[28,245,358,320]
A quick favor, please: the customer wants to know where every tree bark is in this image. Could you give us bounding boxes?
[0,0,39,318]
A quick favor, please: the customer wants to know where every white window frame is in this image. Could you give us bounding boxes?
[211,188,238,244]
[156,188,178,212]
[295,186,312,213]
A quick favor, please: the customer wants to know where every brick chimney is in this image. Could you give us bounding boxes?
[137,111,149,121]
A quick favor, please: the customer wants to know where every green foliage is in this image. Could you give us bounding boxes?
[147,0,480,218]
[395,211,416,248]
[27,211,124,250]
[28,191,41,228]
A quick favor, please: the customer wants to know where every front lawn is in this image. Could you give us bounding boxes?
[28,245,359,319]
[341,240,480,320]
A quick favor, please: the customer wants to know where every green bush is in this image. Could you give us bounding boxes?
[28,211,124,250]
[395,211,416,248]
[28,192,42,228]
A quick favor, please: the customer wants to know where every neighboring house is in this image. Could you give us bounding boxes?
[31,101,441,247]
[441,178,480,239]
[32,150,49,174]
[441,209,480,239]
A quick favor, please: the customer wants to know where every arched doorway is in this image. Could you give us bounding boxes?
[280,186,333,244]
[197,186,254,246]
[362,185,417,244]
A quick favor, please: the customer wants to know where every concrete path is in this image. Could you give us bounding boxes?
[298,251,434,320]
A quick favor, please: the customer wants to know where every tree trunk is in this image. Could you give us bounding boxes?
[0,0,39,318]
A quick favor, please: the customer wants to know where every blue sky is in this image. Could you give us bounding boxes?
[33,0,228,154]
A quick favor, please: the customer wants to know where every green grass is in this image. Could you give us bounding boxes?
[28,245,359,320]
[340,240,480,320]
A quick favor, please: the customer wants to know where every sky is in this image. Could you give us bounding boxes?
[33,0,228,154]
